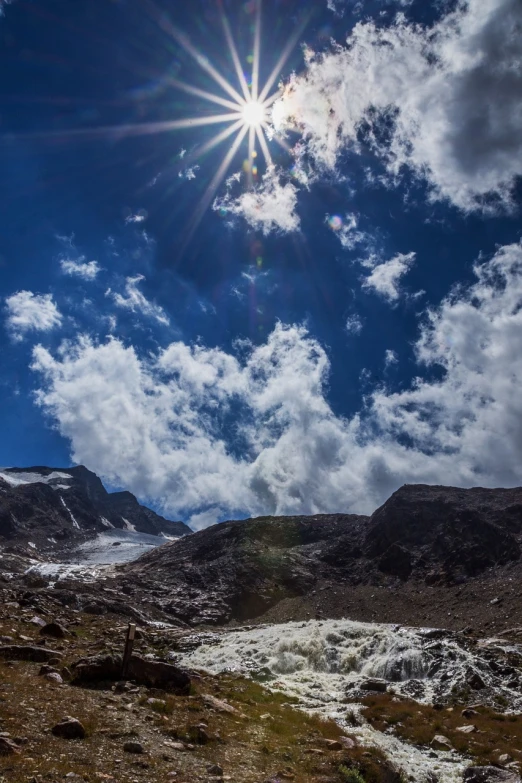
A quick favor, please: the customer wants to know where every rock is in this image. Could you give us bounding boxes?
[164,741,186,751]
[463,767,521,783]
[430,735,453,751]
[276,770,295,780]
[147,697,166,708]
[0,737,21,755]
[45,672,63,684]
[71,653,190,694]
[360,679,388,692]
[0,645,63,663]
[339,737,357,750]
[188,723,211,744]
[128,656,190,693]
[456,725,477,734]
[499,755,513,765]
[51,718,86,740]
[123,741,144,754]
[40,622,67,639]
[38,664,59,676]
[321,739,343,750]
[207,764,223,777]
[203,694,243,716]
[462,708,479,718]
[467,672,486,690]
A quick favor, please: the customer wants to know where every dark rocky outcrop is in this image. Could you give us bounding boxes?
[463,767,521,783]
[0,645,63,662]
[113,484,522,626]
[365,485,522,578]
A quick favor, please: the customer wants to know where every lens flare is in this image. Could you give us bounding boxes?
[328,215,343,232]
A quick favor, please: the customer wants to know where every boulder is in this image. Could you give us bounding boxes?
[123,741,144,754]
[51,717,86,740]
[360,679,388,692]
[467,672,486,690]
[71,652,190,694]
[321,739,343,750]
[45,672,64,684]
[202,694,242,716]
[40,622,68,639]
[0,737,21,755]
[463,767,521,783]
[430,735,454,751]
[456,725,477,734]
[128,656,190,693]
[0,645,63,663]
[71,653,121,682]
[38,664,60,676]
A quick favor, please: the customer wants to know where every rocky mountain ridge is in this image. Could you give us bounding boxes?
[113,483,522,627]
[0,465,191,552]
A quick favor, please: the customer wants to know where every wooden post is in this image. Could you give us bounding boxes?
[121,623,136,679]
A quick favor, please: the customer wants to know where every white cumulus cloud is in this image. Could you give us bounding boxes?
[107,274,169,326]
[214,167,300,234]
[345,314,363,334]
[5,291,63,340]
[362,252,416,302]
[60,257,101,280]
[273,0,522,212]
[31,242,522,525]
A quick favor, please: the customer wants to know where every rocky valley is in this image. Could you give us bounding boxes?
[1,467,522,783]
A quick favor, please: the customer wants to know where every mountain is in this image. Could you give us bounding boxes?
[0,465,191,552]
[114,484,522,627]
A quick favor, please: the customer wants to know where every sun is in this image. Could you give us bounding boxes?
[242,100,266,128]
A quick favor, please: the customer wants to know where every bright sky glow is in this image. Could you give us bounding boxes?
[242,101,266,128]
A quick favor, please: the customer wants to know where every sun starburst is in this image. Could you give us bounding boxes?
[7,1,309,254]
[152,0,310,249]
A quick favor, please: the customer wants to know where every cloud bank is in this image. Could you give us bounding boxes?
[273,0,522,212]
[32,242,522,525]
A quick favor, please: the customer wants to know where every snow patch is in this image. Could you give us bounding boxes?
[0,470,72,487]
[100,516,114,529]
[121,517,136,532]
[60,495,80,529]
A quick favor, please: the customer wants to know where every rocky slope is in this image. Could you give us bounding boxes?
[113,484,522,627]
[0,465,191,553]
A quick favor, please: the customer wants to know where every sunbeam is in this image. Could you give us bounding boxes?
[252,0,262,102]
[220,10,252,104]
[179,124,249,256]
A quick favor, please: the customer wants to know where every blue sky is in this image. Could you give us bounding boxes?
[1,0,521,528]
